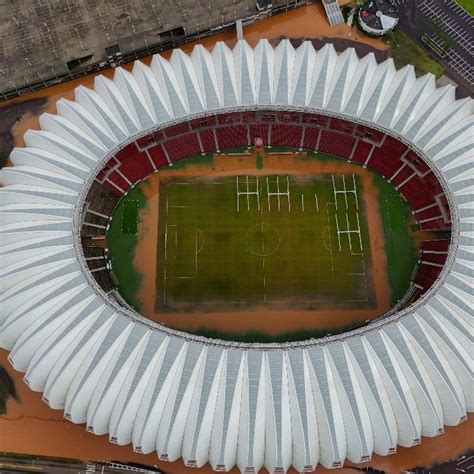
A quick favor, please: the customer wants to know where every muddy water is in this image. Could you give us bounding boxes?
[133,152,391,336]
[1,349,471,473]
[0,3,468,472]
[0,3,387,112]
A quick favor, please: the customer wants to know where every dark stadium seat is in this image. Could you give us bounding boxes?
[118,154,153,183]
[302,127,319,151]
[249,124,270,146]
[318,130,355,159]
[218,112,242,124]
[241,111,256,123]
[163,132,201,162]
[399,175,425,197]
[421,252,448,266]
[351,140,373,164]
[105,171,128,195]
[404,150,430,175]
[329,117,355,135]
[148,144,168,168]
[95,157,118,182]
[199,129,217,152]
[163,122,191,138]
[274,111,302,123]
[215,125,249,149]
[354,125,385,143]
[270,124,303,148]
[421,240,450,252]
[414,262,443,290]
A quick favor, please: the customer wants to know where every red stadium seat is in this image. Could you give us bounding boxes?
[391,165,414,186]
[249,124,270,146]
[148,144,168,168]
[329,117,355,135]
[215,125,249,149]
[119,154,153,183]
[270,124,303,148]
[106,171,129,194]
[302,127,320,151]
[420,218,449,231]
[416,206,443,222]
[241,111,256,123]
[164,132,201,162]
[199,129,217,152]
[115,142,141,163]
[318,130,355,159]
[351,140,373,164]
[164,122,190,138]
[421,240,450,253]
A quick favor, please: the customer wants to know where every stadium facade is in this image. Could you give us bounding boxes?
[0,40,472,473]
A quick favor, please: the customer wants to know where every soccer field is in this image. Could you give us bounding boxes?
[156,172,375,312]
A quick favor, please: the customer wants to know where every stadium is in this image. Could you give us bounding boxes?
[0,39,472,473]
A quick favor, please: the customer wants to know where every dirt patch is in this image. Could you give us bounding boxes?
[133,151,390,337]
[134,176,160,317]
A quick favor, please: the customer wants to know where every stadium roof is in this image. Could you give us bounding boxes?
[0,40,472,472]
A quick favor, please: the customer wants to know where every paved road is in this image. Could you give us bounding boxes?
[396,0,473,97]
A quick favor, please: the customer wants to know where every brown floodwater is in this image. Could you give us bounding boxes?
[0,3,470,472]
[132,152,392,337]
[1,349,472,473]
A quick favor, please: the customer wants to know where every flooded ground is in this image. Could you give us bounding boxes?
[133,151,391,336]
[1,349,471,473]
[0,3,388,161]
[0,3,470,472]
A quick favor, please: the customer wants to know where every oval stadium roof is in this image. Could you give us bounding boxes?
[0,39,472,473]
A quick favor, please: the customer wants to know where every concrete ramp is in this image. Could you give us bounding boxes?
[322,0,345,26]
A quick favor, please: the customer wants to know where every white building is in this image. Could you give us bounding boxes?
[0,39,472,473]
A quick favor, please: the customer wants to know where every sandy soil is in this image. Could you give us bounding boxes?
[1,349,471,473]
[132,151,390,336]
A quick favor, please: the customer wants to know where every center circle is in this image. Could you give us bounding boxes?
[245,222,281,257]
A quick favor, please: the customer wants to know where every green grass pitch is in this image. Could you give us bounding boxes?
[105,153,419,338]
[157,173,375,312]
[106,185,145,307]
